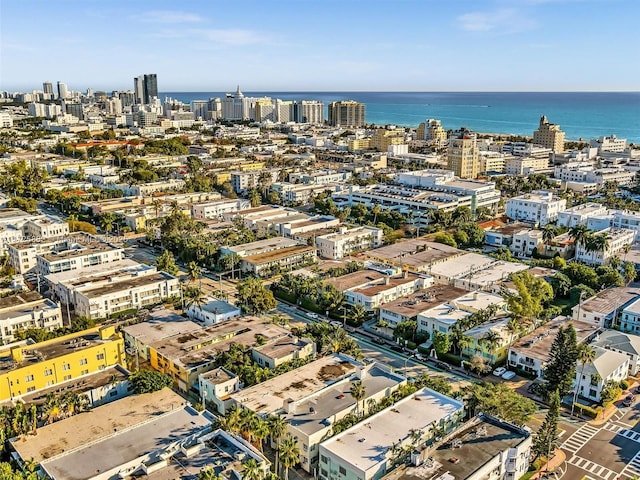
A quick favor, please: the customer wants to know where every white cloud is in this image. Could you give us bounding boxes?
[458,8,537,34]
[139,10,203,24]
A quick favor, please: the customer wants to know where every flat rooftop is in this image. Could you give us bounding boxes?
[80,272,176,299]
[324,270,386,291]
[581,286,640,315]
[226,236,300,256]
[0,330,118,374]
[0,208,32,220]
[364,240,463,270]
[0,290,45,310]
[243,245,316,265]
[408,417,529,480]
[510,317,600,362]
[252,335,313,360]
[149,317,289,370]
[381,285,469,318]
[286,364,405,436]
[351,274,422,297]
[321,388,463,473]
[428,253,496,279]
[230,355,358,414]
[122,313,200,347]
[19,365,129,405]
[11,388,189,463]
[46,259,145,286]
[40,242,121,262]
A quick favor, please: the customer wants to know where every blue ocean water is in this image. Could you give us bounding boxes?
[162,91,640,143]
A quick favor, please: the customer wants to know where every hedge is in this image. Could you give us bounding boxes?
[572,403,602,419]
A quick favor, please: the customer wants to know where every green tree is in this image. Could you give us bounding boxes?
[543,325,578,397]
[156,250,179,276]
[572,344,596,414]
[187,261,201,284]
[237,277,277,314]
[433,232,457,248]
[506,271,553,325]
[432,332,452,355]
[394,319,418,343]
[268,415,287,475]
[129,369,173,393]
[464,382,536,425]
[242,458,264,480]
[532,389,560,461]
[623,261,637,285]
[350,380,366,417]
[248,189,262,208]
[99,212,117,234]
[278,436,300,480]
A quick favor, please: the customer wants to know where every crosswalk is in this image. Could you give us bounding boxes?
[561,423,601,454]
[602,422,624,433]
[567,455,619,480]
[618,429,640,443]
[620,450,640,479]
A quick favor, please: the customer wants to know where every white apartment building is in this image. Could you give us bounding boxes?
[417,290,506,336]
[0,291,62,344]
[74,271,180,319]
[574,346,629,402]
[586,167,635,186]
[315,226,384,259]
[185,298,241,325]
[557,203,608,228]
[191,199,251,220]
[505,190,567,226]
[318,388,465,480]
[511,229,543,258]
[289,170,352,185]
[590,135,627,153]
[345,273,434,311]
[0,209,66,254]
[593,330,640,376]
[8,237,70,274]
[505,156,550,175]
[230,169,279,193]
[198,367,240,414]
[36,241,125,276]
[22,218,69,239]
[575,228,635,266]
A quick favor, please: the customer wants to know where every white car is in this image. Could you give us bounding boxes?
[501,370,516,380]
[493,367,507,377]
[307,312,318,319]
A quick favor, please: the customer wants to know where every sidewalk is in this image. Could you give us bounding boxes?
[530,449,566,480]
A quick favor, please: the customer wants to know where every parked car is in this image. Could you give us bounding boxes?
[329,321,342,328]
[527,383,543,396]
[492,367,507,377]
[622,396,633,407]
[414,353,427,361]
[435,361,452,371]
[390,345,404,353]
[501,370,516,380]
[307,312,318,319]
[373,337,386,345]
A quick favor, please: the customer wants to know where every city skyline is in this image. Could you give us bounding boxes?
[1,0,639,92]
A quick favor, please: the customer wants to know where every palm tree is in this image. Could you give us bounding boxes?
[541,224,557,244]
[99,212,116,234]
[197,467,223,480]
[349,304,367,326]
[253,416,270,452]
[222,253,242,280]
[187,261,201,285]
[278,436,300,480]
[242,458,264,480]
[572,344,596,415]
[480,330,502,363]
[219,405,242,435]
[350,380,367,417]
[372,204,382,225]
[68,213,78,232]
[569,224,589,246]
[267,415,287,475]
[506,318,521,346]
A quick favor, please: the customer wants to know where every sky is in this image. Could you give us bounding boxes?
[1,0,638,92]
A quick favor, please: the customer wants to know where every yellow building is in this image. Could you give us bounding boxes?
[348,138,372,152]
[533,115,565,152]
[447,129,479,179]
[370,129,405,152]
[0,326,125,402]
[238,162,266,172]
[417,119,447,144]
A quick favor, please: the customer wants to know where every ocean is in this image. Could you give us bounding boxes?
[161,91,640,143]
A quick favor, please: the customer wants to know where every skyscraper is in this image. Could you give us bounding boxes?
[57,81,68,100]
[133,74,158,105]
[42,81,53,98]
[447,128,479,179]
[328,100,365,127]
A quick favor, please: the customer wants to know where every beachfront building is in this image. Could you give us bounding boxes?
[416,118,447,144]
[315,226,384,259]
[533,115,565,152]
[447,128,479,179]
[505,190,567,226]
[328,100,365,127]
[318,388,464,480]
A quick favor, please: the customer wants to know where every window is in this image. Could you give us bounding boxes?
[80,358,88,365]
[62,363,71,371]
[339,466,347,476]
[25,374,34,382]
[27,386,35,392]
[589,389,597,397]
[320,455,327,464]
[97,353,105,360]
[64,375,72,381]
[109,390,118,397]
[81,369,89,375]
